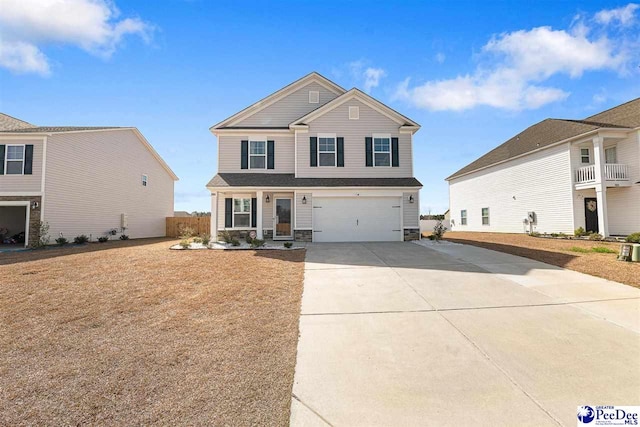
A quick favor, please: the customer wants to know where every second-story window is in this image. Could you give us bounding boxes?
[250,140,266,169]
[461,210,467,225]
[6,145,25,175]
[581,148,590,164]
[373,135,391,167]
[318,135,336,167]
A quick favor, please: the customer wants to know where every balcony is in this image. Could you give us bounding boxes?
[574,163,631,188]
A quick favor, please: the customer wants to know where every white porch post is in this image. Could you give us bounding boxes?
[210,191,218,239]
[592,136,609,237]
[256,190,263,239]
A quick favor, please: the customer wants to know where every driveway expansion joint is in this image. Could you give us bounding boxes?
[292,393,334,426]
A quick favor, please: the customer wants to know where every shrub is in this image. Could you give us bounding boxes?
[574,227,586,237]
[231,238,240,246]
[250,238,265,248]
[179,239,190,249]
[592,246,617,254]
[427,234,436,240]
[432,221,447,241]
[201,234,211,245]
[284,242,293,248]
[550,233,559,238]
[245,234,253,244]
[625,232,640,243]
[220,229,233,244]
[589,233,603,241]
[192,236,203,244]
[55,236,68,246]
[120,234,129,240]
[557,232,568,238]
[97,236,109,243]
[74,234,89,244]
[178,226,195,239]
[529,231,540,237]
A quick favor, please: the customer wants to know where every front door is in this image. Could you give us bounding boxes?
[584,198,599,233]
[275,198,292,239]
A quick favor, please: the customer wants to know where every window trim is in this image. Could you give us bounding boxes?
[232,197,252,229]
[317,133,337,167]
[309,90,319,104]
[372,133,391,168]
[248,139,267,170]
[349,106,359,120]
[4,144,26,175]
[481,207,490,226]
[580,148,590,164]
[460,210,467,226]
[141,174,148,187]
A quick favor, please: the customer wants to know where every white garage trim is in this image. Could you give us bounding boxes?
[0,201,30,248]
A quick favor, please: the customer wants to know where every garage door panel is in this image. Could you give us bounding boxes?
[313,197,401,242]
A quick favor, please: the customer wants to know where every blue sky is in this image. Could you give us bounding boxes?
[1,0,639,214]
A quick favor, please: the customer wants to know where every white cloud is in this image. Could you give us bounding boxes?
[435,52,446,64]
[595,3,639,26]
[347,60,386,92]
[0,0,153,75]
[395,5,636,112]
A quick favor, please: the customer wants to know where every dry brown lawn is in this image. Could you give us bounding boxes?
[0,238,306,425]
[440,232,640,288]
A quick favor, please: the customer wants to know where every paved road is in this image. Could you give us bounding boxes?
[290,241,640,426]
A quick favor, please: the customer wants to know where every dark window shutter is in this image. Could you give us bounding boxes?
[337,137,344,167]
[267,140,275,169]
[241,140,248,169]
[0,145,4,175]
[365,137,373,167]
[225,198,233,228]
[24,145,34,174]
[310,137,317,167]
[391,137,399,167]
[251,197,257,228]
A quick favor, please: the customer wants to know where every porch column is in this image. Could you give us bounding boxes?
[256,190,263,239]
[592,136,609,237]
[210,191,218,238]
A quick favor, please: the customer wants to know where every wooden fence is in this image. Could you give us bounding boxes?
[166,217,211,238]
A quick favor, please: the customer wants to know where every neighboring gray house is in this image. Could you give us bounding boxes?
[0,113,178,247]
[206,72,422,242]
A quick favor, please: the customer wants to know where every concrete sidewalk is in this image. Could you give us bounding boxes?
[291,242,640,426]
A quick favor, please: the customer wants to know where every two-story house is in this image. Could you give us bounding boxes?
[206,72,422,242]
[447,98,640,237]
[0,113,178,248]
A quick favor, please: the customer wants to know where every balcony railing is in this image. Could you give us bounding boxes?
[575,163,630,185]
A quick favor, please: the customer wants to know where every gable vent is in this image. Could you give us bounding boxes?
[309,91,319,104]
[349,106,359,120]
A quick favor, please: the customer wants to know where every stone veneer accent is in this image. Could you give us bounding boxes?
[0,196,42,246]
[217,229,255,241]
[294,229,312,242]
[403,228,420,241]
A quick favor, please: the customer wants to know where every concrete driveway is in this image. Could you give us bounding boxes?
[290,241,640,426]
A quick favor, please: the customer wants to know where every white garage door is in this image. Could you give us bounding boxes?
[313,197,402,242]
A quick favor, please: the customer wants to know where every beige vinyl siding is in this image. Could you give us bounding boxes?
[217,134,294,173]
[263,192,273,229]
[295,192,312,229]
[449,143,574,233]
[233,82,339,128]
[44,129,174,239]
[0,138,43,192]
[607,132,640,235]
[403,192,419,228]
[297,99,412,178]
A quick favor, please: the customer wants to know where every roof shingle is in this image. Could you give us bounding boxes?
[207,173,422,188]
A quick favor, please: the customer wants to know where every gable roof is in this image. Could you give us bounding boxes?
[290,88,421,129]
[446,98,640,181]
[0,113,36,131]
[211,72,346,130]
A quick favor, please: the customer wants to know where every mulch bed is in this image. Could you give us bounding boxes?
[442,232,640,288]
[0,238,305,425]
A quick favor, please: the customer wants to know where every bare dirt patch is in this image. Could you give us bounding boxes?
[441,232,639,288]
[0,238,305,425]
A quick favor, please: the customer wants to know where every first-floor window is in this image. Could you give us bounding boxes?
[373,135,391,167]
[482,208,490,225]
[461,210,467,225]
[233,198,251,227]
[250,141,266,169]
[6,145,25,174]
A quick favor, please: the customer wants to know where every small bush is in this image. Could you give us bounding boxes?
[589,233,603,241]
[192,236,203,244]
[432,221,447,241]
[529,231,540,237]
[120,234,129,240]
[55,237,68,246]
[557,232,568,238]
[201,234,211,245]
[569,246,590,253]
[625,232,640,243]
[550,233,559,238]
[245,234,253,244]
[74,234,89,244]
[574,227,586,237]
[179,239,190,249]
[250,238,265,248]
[179,226,196,239]
[97,236,109,243]
[231,238,240,246]
[284,242,293,248]
[220,229,233,244]
[592,246,617,254]
[427,234,436,240]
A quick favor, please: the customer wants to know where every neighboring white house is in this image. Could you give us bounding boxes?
[206,72,422,242]
[0,113,178,247]
[447,98,640,237]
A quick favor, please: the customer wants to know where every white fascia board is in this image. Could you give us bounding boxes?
[207,185,422,192]
[211,128,293,137]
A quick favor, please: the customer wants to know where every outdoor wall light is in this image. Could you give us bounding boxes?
[265,195,270,203]
[302,196,307,204]
[31,201,39,209]
[408,195,414,203]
